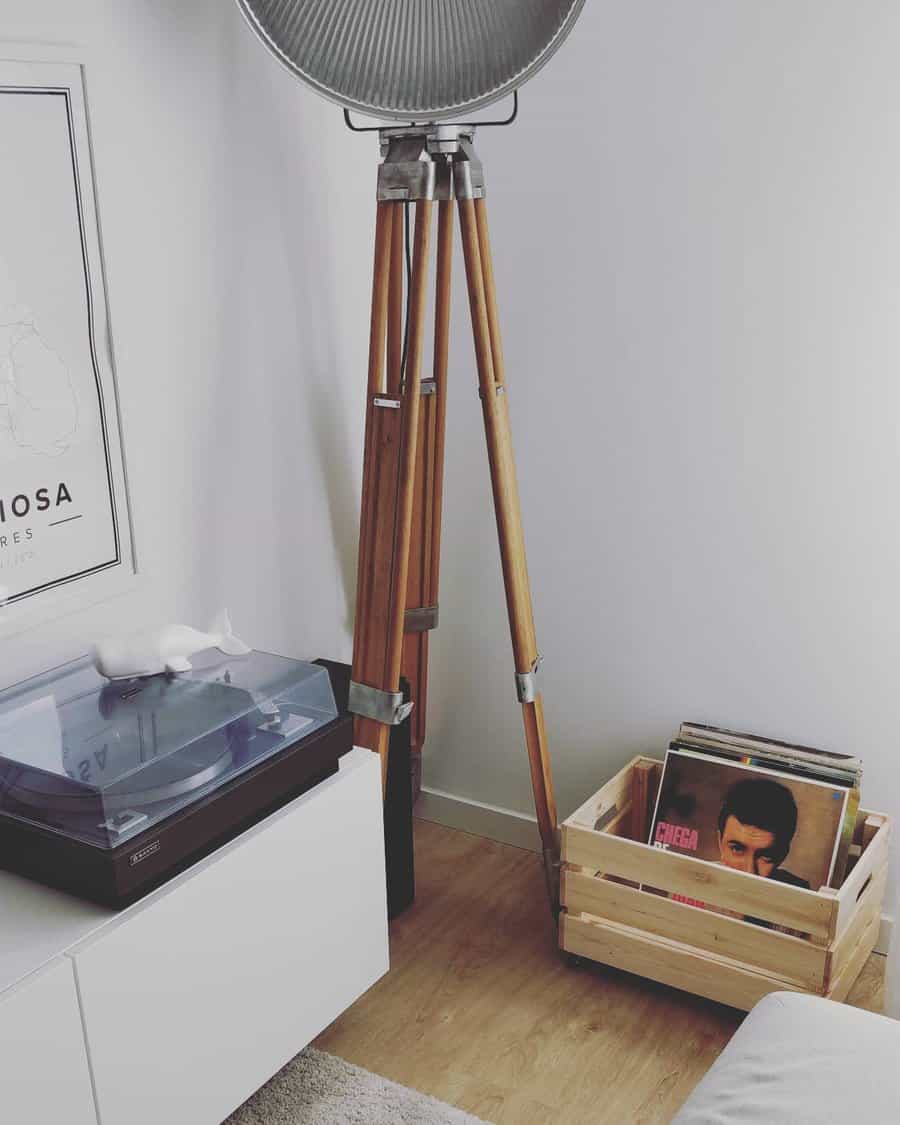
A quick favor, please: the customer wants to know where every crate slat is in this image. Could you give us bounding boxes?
[561,913,805,1012]
[566,756,653,831]
[827,864,887,990]
[827,910,881,1003]
[605,802,634,839]
[833,818,891,942]
[861,816,882,852]
[630,761,659,844]
[562,824,835,941]
[562,870,828,991]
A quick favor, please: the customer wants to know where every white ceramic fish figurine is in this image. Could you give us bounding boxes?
[93,610,251,680]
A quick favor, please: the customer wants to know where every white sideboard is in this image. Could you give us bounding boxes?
[0,958,96,1125]
[0,748,389,1125]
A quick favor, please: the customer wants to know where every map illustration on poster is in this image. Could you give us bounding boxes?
[0,54,135,635]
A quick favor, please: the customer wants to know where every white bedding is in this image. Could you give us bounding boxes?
[674,991,898,1123]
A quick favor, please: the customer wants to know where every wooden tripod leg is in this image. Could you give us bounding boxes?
[386,204,405,395]
[402,199,453,762]
[457,196,560,910]
[351,198,394,752]
[352,200,434,790]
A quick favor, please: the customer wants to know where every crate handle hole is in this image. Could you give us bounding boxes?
[593,805,620,832]
[856,873,873,902]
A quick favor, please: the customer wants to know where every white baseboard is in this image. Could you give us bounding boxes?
[414,787,894,957]
[415,786,541,853]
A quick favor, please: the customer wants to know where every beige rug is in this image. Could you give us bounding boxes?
[225,1047,490,1124]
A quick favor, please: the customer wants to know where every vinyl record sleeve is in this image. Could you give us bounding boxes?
[649,748,849,893]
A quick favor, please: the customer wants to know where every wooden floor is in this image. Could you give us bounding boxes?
[316,819,885,1124]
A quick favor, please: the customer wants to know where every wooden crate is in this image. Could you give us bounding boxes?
[559,756,890,1011]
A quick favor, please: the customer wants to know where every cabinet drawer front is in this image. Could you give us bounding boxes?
[73,752,388,1125]
[0,960,96,1125]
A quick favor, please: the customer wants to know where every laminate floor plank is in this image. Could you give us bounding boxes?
[315,819,886,1123]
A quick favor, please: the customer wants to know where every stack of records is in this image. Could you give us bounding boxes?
[675,723,862,790]
[651,722,862,894]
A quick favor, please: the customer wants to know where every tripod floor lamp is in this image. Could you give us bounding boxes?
[236,0,587,912]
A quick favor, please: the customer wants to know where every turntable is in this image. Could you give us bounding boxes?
[0,650,351,906]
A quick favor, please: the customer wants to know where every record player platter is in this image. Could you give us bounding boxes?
[7,740,236,817]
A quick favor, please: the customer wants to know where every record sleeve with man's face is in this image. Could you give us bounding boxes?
[649,749,849,891]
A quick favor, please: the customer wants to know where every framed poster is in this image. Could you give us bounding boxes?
[0,51,136,637]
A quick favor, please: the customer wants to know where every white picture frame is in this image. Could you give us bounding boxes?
[0,47,137,638]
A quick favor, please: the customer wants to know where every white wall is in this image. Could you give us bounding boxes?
[424,0,900,923]
[0,0,375,691]
[3,1,898,991]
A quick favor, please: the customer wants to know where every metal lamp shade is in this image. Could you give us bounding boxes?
[236,0,587,121]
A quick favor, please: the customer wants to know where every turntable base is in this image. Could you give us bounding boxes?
[0,712,349,906]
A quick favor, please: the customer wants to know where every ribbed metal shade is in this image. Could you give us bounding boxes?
[236,0,587,121]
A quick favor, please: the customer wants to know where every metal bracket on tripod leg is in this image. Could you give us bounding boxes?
[377,132,452,201]
[404,605,439,633]
[451,136,486,201]
[348,681,414,726]
[515,655,543,704]
[478,384,505,399]
[376,124,490,203]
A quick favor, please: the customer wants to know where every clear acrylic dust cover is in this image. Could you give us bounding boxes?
[0,650,337,848]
